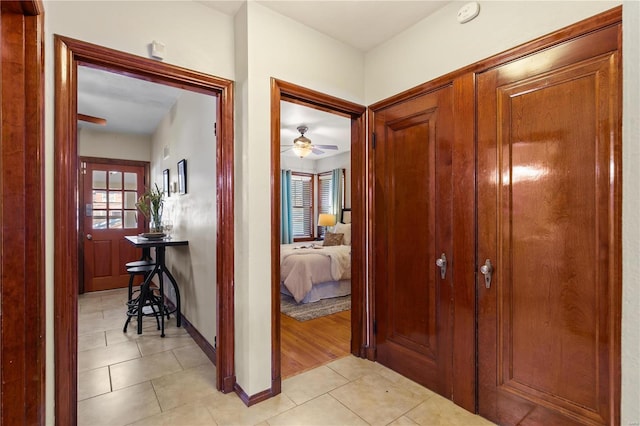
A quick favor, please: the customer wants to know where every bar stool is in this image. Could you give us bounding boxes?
[123,264,163,333]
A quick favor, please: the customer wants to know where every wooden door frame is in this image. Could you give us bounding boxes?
[0,1,45,424]
[270,79,367,398]
[78,157,151,294]
[54,35,235,424]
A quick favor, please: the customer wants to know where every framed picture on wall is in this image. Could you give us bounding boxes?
[342,208,351,224]
[177,159,187,194]
[163,169,170,196]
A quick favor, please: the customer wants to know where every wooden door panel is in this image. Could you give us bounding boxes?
[119,239,139,275]
[477,24,620,426]
[386,112,436,360]
[499,63,605,411]
[374,87,453,396]
[92,240,112,277]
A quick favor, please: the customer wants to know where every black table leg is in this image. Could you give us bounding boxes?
[164,268,182,328]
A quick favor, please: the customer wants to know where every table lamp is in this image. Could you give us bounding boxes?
[318,213,336,239]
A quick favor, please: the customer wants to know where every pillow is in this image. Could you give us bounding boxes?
[323,232,344,246]
[333,222,351,245]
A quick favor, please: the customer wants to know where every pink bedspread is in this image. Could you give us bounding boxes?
[280,244,351,302]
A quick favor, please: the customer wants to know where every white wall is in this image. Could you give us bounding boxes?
[44,2,234,423]
[78,128,151,161]
[622,2,640,424]
[151,91,218,345]
[233,1,365,395]
[366,1,637,423]
[280,155,317,174]
[365,1,621,103]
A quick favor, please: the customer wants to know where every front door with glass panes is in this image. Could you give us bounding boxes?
[81,159,147,292]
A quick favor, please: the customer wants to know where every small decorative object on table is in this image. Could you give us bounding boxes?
[162,219,173,239]
[136,183,164,233]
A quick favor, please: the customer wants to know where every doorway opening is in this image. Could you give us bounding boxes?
[270,79,368,395]
[279,100,352,378]
[54,35,235,424]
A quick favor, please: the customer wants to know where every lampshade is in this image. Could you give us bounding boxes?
[292,144,312,158]
[318,213,336,227]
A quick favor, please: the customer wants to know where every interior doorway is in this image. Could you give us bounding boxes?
[278,100,352,379]
[53,35,235,424]
[270,79,367,395]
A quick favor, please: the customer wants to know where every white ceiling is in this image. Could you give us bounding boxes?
[199,1,450,52]
[280,101,351,159]
[77,66,185,135]
[77,1,451,159]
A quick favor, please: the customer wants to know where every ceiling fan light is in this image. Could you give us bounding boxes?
[294,135,311,145]
[292,145,312,158]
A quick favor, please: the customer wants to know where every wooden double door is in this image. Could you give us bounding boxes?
[373,16,620,426]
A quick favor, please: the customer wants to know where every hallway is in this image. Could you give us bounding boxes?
[77,288,494,425]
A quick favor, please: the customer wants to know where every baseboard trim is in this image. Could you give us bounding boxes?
[165,298,216,366]
[234,383,274,407]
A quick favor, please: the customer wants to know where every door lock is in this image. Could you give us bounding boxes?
[480,259,493,288]
[435,253,447,279]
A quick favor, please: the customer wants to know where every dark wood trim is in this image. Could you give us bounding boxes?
[271,78,367,397]
[234,383,275,407]
[20,0,44,16]
[364,108,376,360]
[54,35,235,424]
[78,156,152,168]
[0,2,45,424]
[450,73,476,413]
[216,62,236,394]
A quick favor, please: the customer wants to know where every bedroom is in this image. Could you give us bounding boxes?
[278,100,353,378]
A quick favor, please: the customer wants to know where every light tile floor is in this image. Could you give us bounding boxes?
[78,288,495,426]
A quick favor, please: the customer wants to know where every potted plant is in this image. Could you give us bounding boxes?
[136,183,164,233]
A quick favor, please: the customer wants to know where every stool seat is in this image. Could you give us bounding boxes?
[125,264,157,310]
[127,265,156,274]
[126,260,155,268]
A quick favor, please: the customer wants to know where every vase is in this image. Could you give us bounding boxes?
[150,214,163,233]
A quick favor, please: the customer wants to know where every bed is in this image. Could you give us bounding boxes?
[280,221,352,304]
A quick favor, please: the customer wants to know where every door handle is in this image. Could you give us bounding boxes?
[480,259,493,288]
[435,253,447,279]
[86,234,92,240]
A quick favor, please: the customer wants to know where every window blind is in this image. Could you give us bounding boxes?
[318,173,333,215]
[291,173,313,238]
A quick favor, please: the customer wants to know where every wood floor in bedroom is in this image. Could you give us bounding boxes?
[280,309,351,379]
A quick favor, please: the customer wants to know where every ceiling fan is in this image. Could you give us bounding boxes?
[281,125,338,158]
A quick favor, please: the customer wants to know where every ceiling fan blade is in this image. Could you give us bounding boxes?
[78,113,107,126]
[280,146,292,153]
[312,148,325,155]
[313,144,338,150]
